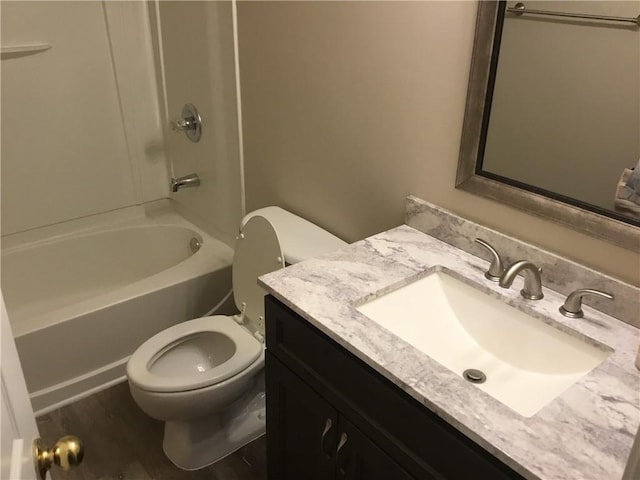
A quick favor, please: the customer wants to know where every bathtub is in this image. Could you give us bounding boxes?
[1,202,233,415]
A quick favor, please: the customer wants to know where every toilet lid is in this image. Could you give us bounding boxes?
[127,316,262,393]
[233,215,284,323]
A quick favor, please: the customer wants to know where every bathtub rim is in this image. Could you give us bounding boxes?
[3,203,234,337]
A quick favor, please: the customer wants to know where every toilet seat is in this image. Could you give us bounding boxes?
[233,215,284,326]
[127,316,261,393]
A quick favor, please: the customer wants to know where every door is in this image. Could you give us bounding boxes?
[266,352,418,480]
[335,417,416,480]
[1,291,84,480]
[1,291,40,479]
[266,352,337,480]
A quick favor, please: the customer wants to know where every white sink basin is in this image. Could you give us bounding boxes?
[356,271,610,417]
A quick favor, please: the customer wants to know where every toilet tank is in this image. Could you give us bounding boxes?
[241,207,347,264]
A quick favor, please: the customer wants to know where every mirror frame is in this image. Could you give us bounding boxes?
[456,1,639,252]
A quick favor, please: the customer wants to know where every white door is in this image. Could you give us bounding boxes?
[1,291,40,479]
[1,292,84,480]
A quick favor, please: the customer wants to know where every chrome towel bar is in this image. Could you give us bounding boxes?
[508,2,640,27]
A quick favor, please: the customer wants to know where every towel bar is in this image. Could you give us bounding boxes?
[508,2,640,27]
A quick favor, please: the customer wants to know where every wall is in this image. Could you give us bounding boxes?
[237,1,640,286]
[1,1,167,236]
[152,1,243,247]
[484,1,639,211]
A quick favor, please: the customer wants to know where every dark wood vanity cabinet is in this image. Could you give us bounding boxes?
[267,352,416,480]
[265,295,526,480]
[267,354,415,480]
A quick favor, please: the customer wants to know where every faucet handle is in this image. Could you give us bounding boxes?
[474,239,505,282]
[171,103,202,143]
[559,288,614,318]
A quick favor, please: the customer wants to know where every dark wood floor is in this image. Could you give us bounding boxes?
[36,382,266,480]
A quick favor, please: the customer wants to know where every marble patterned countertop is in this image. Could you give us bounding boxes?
[259,225,640,480]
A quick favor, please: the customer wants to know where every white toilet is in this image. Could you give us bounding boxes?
[126,207,346,470]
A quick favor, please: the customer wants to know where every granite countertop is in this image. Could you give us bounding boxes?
[259,225,640,480]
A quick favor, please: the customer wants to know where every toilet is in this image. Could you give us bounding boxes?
[126,207,346,470]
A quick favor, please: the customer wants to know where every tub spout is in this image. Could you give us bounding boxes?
[170,173,200,192]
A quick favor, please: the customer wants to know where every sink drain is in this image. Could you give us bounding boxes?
[463,369,486,384]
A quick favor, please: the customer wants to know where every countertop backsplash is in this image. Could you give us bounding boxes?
[405,195,640,329]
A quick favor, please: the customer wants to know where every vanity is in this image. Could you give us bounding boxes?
[259,198,640,480]
[259,2,639,477]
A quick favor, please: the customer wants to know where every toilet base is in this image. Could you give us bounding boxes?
[162,376,266,470]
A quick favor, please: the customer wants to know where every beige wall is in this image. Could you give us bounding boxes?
[238,1,640,285]
[152,1,243,247]
[1,1,167,236]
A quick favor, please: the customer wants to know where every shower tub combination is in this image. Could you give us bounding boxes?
[1,201,233,415]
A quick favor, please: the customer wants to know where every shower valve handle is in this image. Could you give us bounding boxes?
[172,118,197,131]
[171,103,202,143]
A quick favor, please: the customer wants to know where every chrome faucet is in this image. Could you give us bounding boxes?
[499,260,544,300]
[170,173,200,192]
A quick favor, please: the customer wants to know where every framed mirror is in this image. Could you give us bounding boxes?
[457,1,639,251]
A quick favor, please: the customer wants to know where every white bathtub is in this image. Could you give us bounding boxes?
[1,202,233,415]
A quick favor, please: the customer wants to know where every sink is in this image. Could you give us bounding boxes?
[356,270,610,417]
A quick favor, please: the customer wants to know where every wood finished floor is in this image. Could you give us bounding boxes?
[36,382,266,480]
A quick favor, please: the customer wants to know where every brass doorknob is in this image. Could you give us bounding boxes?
[34,435,84,480]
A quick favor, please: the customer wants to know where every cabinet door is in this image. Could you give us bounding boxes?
[266,352,337,480]
[335,417,417,480]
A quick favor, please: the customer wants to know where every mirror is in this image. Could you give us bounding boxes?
[457,1,639,251]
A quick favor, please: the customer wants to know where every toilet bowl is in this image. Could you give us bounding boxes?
[126,207,346,470]
[127,316,266,470]
[128,316,263,420]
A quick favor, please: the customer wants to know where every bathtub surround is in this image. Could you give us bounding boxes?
[0,0,244,246]
[258,221,640,480]
[2,200,233,414]
[1,2,167,236]
[150,1,244,247]
[406,196,640,328]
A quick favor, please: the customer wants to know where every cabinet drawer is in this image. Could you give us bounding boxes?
[266,296,525,480]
